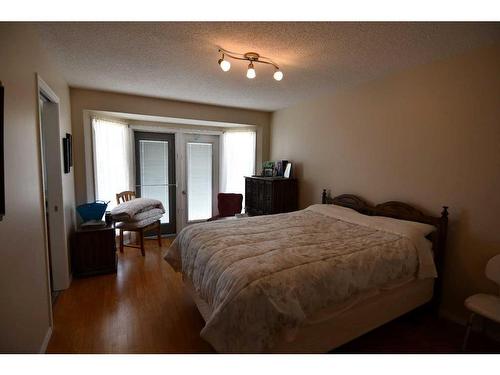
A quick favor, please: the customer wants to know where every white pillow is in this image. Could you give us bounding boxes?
[308,204,436,238]
[306,203,364,220]
[370,215,436,238]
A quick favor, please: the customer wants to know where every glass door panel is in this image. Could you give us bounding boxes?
[135,131,176,234]
[187,142,212,221]
[183,134,219,226]
[139,140,169,224]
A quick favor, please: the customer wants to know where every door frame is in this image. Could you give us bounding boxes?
[35,75,70,333]
[134,131,176,235]
[128,125,223,234]
[181,133,220,227]
[37,76,70,292]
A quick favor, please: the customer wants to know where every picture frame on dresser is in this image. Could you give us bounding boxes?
[263,168,273,177]
[283,163,292,178]
[262,160,275,177]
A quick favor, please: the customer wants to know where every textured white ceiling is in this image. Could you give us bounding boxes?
[37,22,500,111]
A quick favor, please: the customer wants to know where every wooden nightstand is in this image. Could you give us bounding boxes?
[71,224,117,277]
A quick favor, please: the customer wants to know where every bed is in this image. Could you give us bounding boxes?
[163,190,448,353]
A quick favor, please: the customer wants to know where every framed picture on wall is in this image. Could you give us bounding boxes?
[63,133,72,174]
[68,133,73,168]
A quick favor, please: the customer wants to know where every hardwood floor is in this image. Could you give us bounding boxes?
[47,237,500,354]
[47,237,214,353]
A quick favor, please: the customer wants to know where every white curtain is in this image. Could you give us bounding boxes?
[220,130,256,204]
[92,118,133,209]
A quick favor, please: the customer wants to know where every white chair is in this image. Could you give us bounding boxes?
[462,254,500,351]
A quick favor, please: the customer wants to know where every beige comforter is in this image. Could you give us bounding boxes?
[164,204,437,353]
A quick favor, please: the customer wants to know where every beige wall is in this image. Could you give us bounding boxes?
[270,44,500,321]
[70,88,271,205]
[0,24,75,352]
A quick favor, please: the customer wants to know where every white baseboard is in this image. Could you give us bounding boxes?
[39,326,53,353]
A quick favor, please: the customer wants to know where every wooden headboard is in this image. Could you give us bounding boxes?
[322,189,449,306]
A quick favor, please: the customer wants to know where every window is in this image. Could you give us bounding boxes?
[220,131,256,203]
[92,118,132,209]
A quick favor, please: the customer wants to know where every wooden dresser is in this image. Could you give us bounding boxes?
[71,224,117,277]
[244,176,298,216]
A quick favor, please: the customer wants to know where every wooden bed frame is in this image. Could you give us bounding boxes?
[322,190,449,307]
[185,191,449,352]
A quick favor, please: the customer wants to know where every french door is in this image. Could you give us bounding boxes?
[182,134,219,226]
[134,131,176,235]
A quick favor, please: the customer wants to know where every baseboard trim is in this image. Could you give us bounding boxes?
[439,308,466,326]
[39,326,52,353]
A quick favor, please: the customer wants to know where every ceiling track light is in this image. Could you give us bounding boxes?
[218,53,231,72]
[217,48,284,81]
[246,62,256,79]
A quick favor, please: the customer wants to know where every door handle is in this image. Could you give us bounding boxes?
[182,190,186,195]
[135,184,177,187]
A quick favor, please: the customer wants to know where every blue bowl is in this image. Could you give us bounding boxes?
[76,201,109,222]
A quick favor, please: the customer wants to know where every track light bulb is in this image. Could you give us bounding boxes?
[273,69,283,81]
[218,57,231,72]
[246,62,256,79]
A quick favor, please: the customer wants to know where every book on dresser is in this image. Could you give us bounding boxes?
[244,176,298,216]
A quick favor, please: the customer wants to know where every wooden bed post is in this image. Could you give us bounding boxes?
[322,189,327,204]
[440,206,449,238]
[431,206,449,309]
